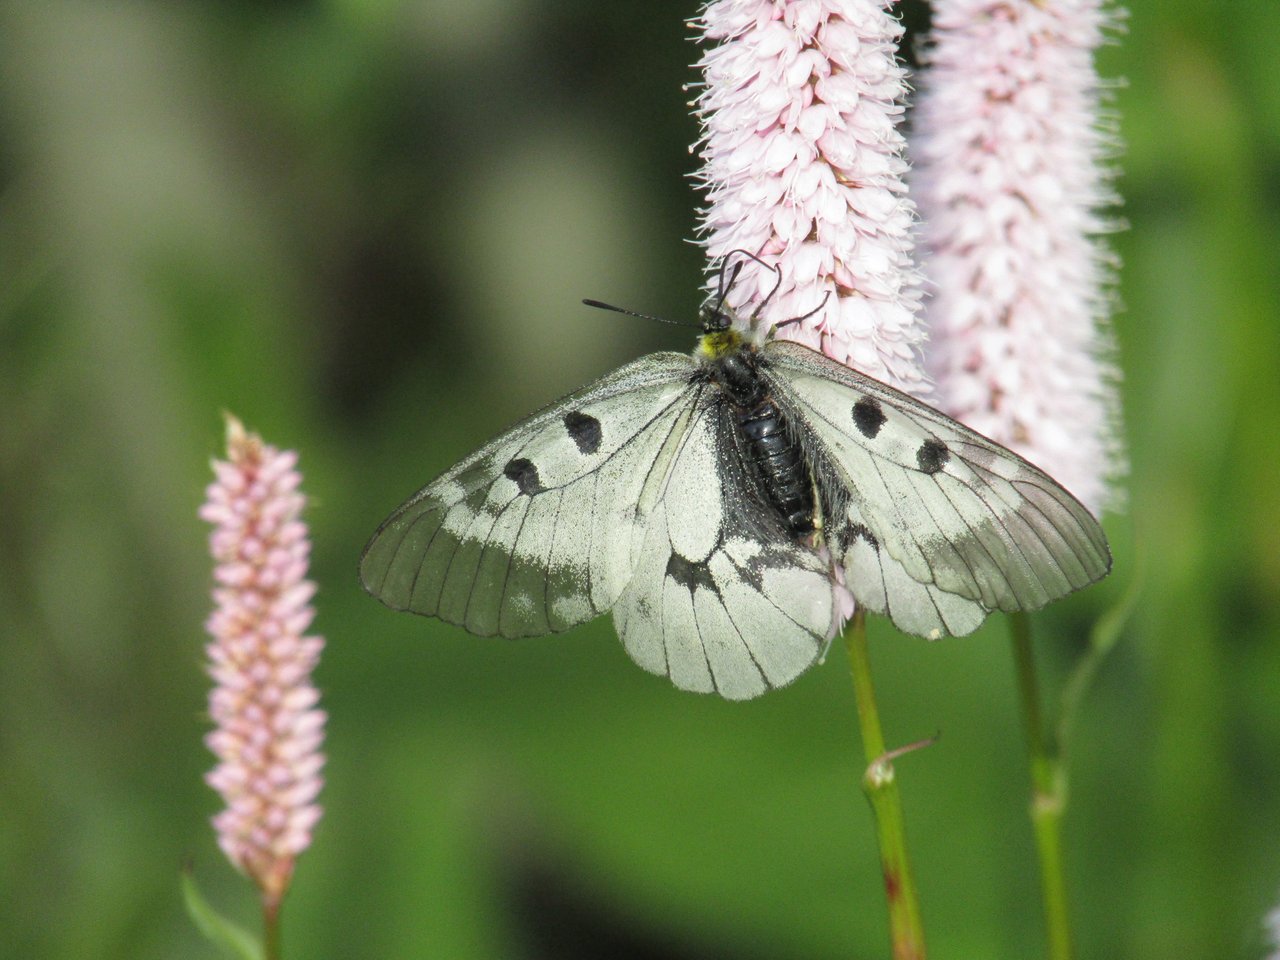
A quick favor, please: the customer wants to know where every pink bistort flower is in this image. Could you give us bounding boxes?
[692,0,928,395]
[912,0,1125,513]
[200,415,325,907]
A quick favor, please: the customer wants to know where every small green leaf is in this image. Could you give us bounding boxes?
[1056,562,1144,756]
[181,862,264,960]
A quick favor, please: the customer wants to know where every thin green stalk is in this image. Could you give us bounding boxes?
[1010,611,1072,960]
[263,895,282,960]
[845,609,926,960]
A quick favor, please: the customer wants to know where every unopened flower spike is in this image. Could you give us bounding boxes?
[200,414,325,913]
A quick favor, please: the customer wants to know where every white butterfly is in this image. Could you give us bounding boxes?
[361,256,1111,700]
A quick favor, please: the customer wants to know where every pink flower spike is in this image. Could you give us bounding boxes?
[202,414,325,908]
[911,0,1126,514]
[692,0,929,396]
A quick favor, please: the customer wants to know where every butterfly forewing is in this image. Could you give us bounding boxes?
[762,339,1110,637]
[360,353,698,636]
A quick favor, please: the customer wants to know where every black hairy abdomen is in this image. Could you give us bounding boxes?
[733,396,816,538]
[707,349,817,540]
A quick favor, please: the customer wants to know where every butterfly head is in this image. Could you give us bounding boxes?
[696,300,751,360]
[698,249,801,354]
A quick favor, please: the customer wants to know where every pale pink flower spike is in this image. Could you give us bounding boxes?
[912,0,1125,514]
[693,0,929,396]
[201,415,325,907]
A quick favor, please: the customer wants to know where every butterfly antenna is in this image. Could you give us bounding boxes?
[772,290,832,331]
[581,299,696,328]
[712,257,746,312]
[715,249,783,326]
[750,257,783,324]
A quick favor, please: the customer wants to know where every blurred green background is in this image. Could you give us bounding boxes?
[2,1,1278,958]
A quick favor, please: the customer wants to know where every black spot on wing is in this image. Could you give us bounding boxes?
[917,438,950,475]
[849,522,879,552]
[852,396,887,438]
[503,458,544,495]
[563,410,602,455]
[666,553,719,598]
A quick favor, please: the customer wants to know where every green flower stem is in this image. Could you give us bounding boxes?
[263,895,281,960]
[1010,611,1072,960]
[845,609,926,960]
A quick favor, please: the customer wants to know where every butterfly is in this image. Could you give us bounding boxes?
[360,254,1111,700]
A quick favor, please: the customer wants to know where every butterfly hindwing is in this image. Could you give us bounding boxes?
[841,505,987,640]
[359,352,700,637]
[613,401,836,699]
[762,339,1110,637]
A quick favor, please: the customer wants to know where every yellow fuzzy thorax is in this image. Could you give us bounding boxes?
[696,326,746,360]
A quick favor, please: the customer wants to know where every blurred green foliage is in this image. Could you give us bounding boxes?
[2,1,1278,958]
